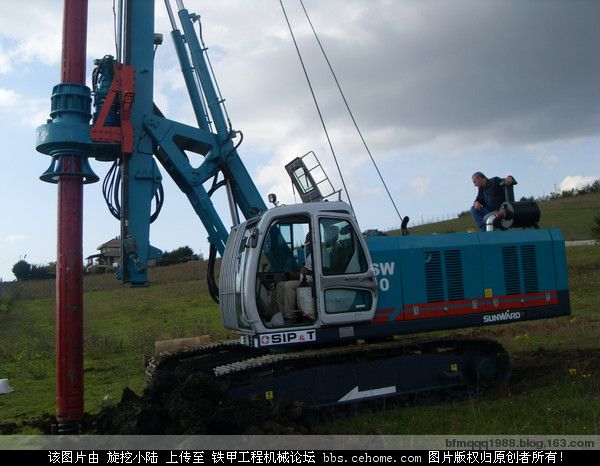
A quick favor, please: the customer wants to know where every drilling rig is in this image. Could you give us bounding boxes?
[36,0,570,432]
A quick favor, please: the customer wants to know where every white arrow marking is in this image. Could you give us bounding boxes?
[338,385,396,402]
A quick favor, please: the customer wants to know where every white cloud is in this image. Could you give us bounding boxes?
[254,162,295,204]
[2,0,599,150]
[0,88,48,127]
[0,234,26,245]
[0,2,61,67]
[0,88,18,107]
[0,44,12,74]
[558,175,598,192]
[21,100,50,128]
[536,153,560,168]
[409,176,431,198]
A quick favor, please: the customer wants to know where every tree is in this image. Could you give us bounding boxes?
[11,260,55,281]
[591,216,600,242]
[30,263,55,280]
[12,260,32,281]
[156,246,198,266]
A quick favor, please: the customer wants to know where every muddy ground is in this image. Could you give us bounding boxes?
[2,347,599,435]
[0,372,311,435]
[90,372,311,435]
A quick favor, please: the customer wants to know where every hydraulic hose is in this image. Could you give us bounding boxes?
[207,243,219,304]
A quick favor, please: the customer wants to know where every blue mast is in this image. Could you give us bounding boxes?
[90,0,267,285]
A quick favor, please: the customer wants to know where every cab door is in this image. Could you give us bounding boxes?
[315,215,377,325]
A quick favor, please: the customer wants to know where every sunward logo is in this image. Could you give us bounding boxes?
[483,310,522,324]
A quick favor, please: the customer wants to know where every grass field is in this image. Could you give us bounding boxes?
[0,263,227,425]
[0,198,598,434]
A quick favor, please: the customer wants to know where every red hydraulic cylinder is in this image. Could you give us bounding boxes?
[55,0,88,432]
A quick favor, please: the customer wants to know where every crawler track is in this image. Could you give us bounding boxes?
[146,337,510,408]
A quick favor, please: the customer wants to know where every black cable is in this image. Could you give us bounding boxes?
[113,162,121,216]
[207,244,220,304]
[279,0,354,210]
[221,130,244,161]
[102,158,164,224]
[208,178,228,198]
[92,56,110,97]
[149,183,164,223]
[102,160,121,220]
[299,0,403,223]
[204,130,244,199]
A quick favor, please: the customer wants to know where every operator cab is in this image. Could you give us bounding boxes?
[220,202,378,344]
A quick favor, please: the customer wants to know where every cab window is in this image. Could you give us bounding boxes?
[324,289,373,314]
[319,218,368,276]
[234,227,254,329]
[255,216,314,327]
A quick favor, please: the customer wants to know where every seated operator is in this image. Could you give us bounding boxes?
[275,232,313,320]
[470,171,515,231]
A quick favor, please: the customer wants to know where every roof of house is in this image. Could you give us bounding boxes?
[97,237,120,250]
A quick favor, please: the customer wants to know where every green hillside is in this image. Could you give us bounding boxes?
[400,191,600,240]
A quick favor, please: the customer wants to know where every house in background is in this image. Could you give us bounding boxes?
[86,237,121,269]
[86,237,160,270]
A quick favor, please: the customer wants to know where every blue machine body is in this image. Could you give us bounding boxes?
[363,228,569,335]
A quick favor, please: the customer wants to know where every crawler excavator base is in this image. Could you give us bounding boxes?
[146,337,509,408]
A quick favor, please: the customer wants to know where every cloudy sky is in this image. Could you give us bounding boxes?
[1,0,599,281]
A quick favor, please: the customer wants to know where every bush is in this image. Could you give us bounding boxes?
[560,189,576,198]
[536,178,599,202]
[12,260,55,281]
[591,216,600,242]
[30,263,55,280]
[156,246,199,267]
[83,264,117,275]
[12,260,32,281]
[578,179,600,195]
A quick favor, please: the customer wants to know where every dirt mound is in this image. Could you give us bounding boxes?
[1,373,311,435]
[90,373,311,434]
[0,412,57,435]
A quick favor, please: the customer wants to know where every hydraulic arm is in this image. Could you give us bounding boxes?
[91,0,266,286]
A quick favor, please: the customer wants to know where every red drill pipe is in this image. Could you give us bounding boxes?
[56,0,88,432]
[61,0,87,83]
